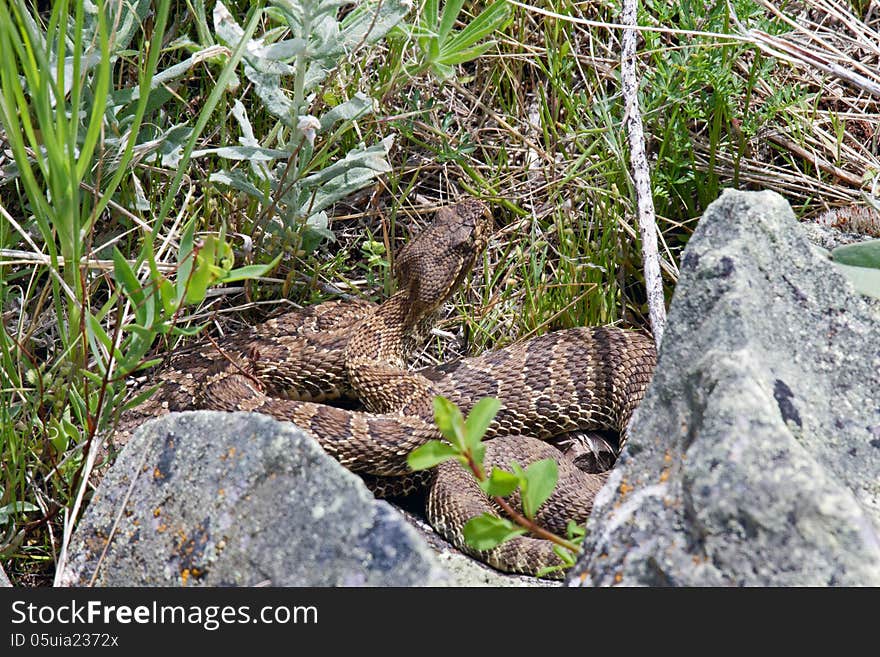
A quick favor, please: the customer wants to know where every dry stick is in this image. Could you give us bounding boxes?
[744,29,880,99]
[621,0,666,349]
[766,133,865,188]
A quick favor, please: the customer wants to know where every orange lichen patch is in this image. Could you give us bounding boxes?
[614,572,623,584]
[156,523,168,533]
[218,488,225,497]
[153,467,163,479]
[619,480,634,497]
[181,569,190,586]
[659,469,670,483]
[663,451,672,464]
[220,447,237,461]
[153,508,162,518]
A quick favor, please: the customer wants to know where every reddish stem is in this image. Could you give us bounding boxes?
[464,449,579,553]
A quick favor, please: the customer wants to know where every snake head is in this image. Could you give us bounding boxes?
[394,198,493,323]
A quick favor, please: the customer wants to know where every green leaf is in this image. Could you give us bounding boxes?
[85,313,122,370]
[438,42,496,67]
[552,543,578,566]
[534,564,564,578]
[112,247,147,323]
[298,137,394,210]
[566,520,586,539]
[423,0,440,32]
[242,65,296,126]
[462,514,527,551]
[521,459,558,520]
[832,262,880,300]
[220,253,283,283]
[430,62,456,80]
[186,247,215,305]
[443,1,510,53]
[169,324,206,337]
[191,145,290,161]
[0,501,40,525]
[121,383,163,412]
[830,238,880,269]
[479,467,520,497]
[432,395,467,450]
[463,396,500,450]
[117,331,152,371]
[318,91,374,133]
[438,0,466,43]
[158,277,178,316]
[333,0,411,56]
[177,218,197,303]
[80,369,106,386]
[210,170,269,200]
[407,440,460,470]
[535,545,579,578]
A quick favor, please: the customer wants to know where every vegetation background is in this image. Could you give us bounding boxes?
[0,0,877,585]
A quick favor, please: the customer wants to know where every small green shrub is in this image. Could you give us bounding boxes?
[204,0,410,257]
[408,395,584,577]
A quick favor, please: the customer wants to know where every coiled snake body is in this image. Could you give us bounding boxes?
[116,200,656,577]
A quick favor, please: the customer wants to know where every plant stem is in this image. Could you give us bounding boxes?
[491,494,579,553]
[292,3,312,121]
[464,450,579,553]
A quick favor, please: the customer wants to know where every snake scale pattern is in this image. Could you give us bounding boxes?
[114,199,657,578]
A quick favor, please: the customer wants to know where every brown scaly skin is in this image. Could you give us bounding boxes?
[112,198,657,578]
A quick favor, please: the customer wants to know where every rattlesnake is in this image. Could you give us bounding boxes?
[114,199,657,577]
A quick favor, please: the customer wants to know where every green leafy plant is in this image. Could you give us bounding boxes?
[0,0,273,566]
[828,238,880,300]
[110,219,281,372]
[205,0,411,256]
[408,395,584,577]
[412,0,512,80]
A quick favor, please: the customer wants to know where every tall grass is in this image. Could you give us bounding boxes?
[0,0,261,582]
[0,0,173,578]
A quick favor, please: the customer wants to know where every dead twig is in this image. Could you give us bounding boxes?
[766,132,865,188]
[621,0,666,349]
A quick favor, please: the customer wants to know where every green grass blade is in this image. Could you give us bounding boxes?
[151,5,263,236]
[83,0,173,234]
[76,3,111,182]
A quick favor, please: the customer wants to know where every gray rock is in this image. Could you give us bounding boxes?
[0,563,10,587]
[569,189,880,587]
[58,411,446,586]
